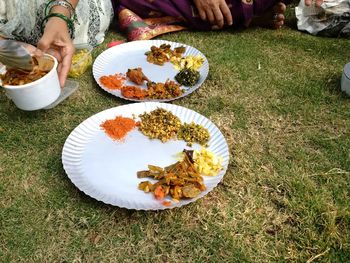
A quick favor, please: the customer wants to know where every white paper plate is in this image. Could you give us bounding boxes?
[62,102,229,210]
[92,40,209,102]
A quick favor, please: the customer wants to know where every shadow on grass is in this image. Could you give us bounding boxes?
[324,73,343,95]
[50,155,166,217]
[322,73,350,102]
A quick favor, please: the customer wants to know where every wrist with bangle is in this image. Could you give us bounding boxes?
[41,0,76,38]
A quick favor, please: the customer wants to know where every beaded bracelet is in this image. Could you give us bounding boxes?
[45,0,76,21]
[41,13,75,39]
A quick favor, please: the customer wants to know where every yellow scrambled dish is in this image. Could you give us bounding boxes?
[193,147,223,176]
[177,147,223,176]
[171,55,204,71]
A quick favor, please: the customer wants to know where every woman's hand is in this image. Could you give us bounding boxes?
[304,0,323,7]
[193,0,233,29]
[37,17,75,87]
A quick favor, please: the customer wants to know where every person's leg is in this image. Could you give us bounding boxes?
[116,0,214,30]
[115,0,292,33]
[250,2,287,29]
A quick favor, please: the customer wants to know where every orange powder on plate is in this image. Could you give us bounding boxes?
[99,73,125,90]
[100,116,136,141]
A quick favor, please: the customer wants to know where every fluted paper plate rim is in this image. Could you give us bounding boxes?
[62,102,229,210]
[92,40,209,102]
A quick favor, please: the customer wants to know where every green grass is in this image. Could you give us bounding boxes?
[1,8,350,262]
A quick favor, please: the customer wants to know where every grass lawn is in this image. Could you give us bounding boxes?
[1,7,350,262]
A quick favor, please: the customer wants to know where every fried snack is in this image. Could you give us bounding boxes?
[121,85,147,100]
[0,67,47,86]
[145,44,186,66]
[126,68,149,85]
[138,150,206,201]
[147,80,183,99]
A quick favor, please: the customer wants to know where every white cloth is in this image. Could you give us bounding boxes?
[0,0,113,47]
[295,0,350,36]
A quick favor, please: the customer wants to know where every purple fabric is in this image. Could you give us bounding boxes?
[116,0,292,30]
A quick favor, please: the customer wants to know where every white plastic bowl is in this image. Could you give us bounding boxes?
[341,62,350,97]
[2,54,61,111]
